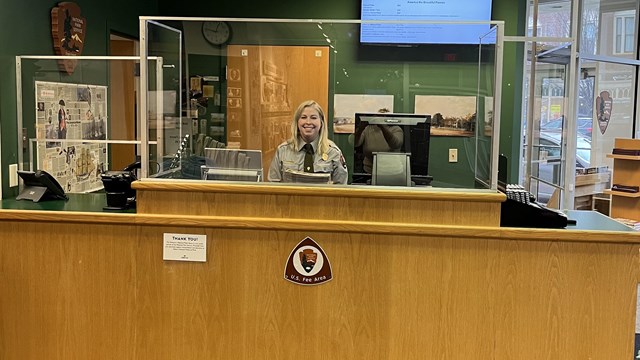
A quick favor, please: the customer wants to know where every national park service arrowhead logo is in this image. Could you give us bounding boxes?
[51,2,87,75]
[284,237,332,286]
[596,90,613,135]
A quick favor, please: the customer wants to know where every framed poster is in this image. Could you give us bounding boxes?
[415,95,477,137]
[35,81,108,193]
[333,94,394,134]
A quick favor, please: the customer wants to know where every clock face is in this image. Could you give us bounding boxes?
[202,21,231,45]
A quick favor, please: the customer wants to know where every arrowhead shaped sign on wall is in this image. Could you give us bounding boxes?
[595,91,613,135]
[51,2,87,75]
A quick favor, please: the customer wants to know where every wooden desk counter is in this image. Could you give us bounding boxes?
[1,181,639,359]
[132,179,506,227]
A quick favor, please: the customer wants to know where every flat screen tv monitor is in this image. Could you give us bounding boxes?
[360,0,494,45]
[353,112,431,186]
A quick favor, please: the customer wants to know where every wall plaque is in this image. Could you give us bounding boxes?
[596,90,613,135]
[51,2,86,75]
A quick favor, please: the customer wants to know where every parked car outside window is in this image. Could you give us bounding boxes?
[533,131,591,203]
[540,117,593,140]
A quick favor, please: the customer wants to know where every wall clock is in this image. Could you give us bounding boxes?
[202,21,231,45]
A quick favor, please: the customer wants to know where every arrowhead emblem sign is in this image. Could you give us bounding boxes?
[284,237,333,286]
[51,2,87,75]
[595,91,613,135]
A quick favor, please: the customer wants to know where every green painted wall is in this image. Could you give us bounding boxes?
[159,0,360,19]
[493,0,527,183]
[0,0,159,198]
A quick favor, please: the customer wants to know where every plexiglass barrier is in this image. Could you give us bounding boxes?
[16,56,161,193]
[474,24,500,189]
[139,18,503,189]
[141,21,183,179]
[14,19,501,193]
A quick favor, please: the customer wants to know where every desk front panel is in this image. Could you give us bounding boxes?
[133,182,505,227]
[0,218,638,359]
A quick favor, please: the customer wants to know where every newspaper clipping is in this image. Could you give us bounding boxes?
[35,81,108,193]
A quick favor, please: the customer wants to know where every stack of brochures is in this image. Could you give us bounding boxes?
[611,184,639,193]
[615,218,640,231]
[612,148,640,156]
[575,165,609,175]
[283,169,331,184]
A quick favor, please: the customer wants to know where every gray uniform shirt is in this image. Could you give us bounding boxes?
[268,138,348,184]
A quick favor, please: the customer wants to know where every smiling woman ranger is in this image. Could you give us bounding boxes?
[268,100,348,184]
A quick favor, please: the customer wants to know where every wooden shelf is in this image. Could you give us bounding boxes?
[608,138,640,221]
[606,154,640,160]
[604,189,640,198]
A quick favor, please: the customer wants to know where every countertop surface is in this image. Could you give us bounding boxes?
[1,193,134,213]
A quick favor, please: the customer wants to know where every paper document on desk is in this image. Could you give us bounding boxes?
[283,169,332,184]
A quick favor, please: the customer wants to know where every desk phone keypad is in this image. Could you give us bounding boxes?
[505,184,532,205]
[500,184,568,228]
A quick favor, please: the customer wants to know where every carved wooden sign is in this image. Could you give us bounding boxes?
[51,2,86,75]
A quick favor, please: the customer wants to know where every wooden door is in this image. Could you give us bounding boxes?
[109,38,137,170]
[226,45,330,177]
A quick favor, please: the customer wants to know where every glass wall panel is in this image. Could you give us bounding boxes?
[529,0,572,38]
[521,39,573,205]
[474,26,499,188]
[582,0,637,57]
[144,21,182,178]
[519,0,639,211]
[586,60,637,168]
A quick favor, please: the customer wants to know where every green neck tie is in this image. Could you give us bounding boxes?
[303,143,314,173]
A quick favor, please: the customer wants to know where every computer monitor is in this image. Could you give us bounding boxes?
[202,148,263,182]
[353,112,431,186]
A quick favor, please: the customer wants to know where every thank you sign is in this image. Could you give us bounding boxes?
[163,233,207,262]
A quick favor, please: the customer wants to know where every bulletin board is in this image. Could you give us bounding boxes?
[35,81,108,193]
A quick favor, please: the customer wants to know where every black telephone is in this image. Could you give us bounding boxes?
[123,161,142,172]
[500,184,568,228]
[16,170,68,202]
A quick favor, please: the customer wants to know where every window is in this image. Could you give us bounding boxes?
[614,11,636,54]
[528,22,542,37]
[580,20,598,55]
